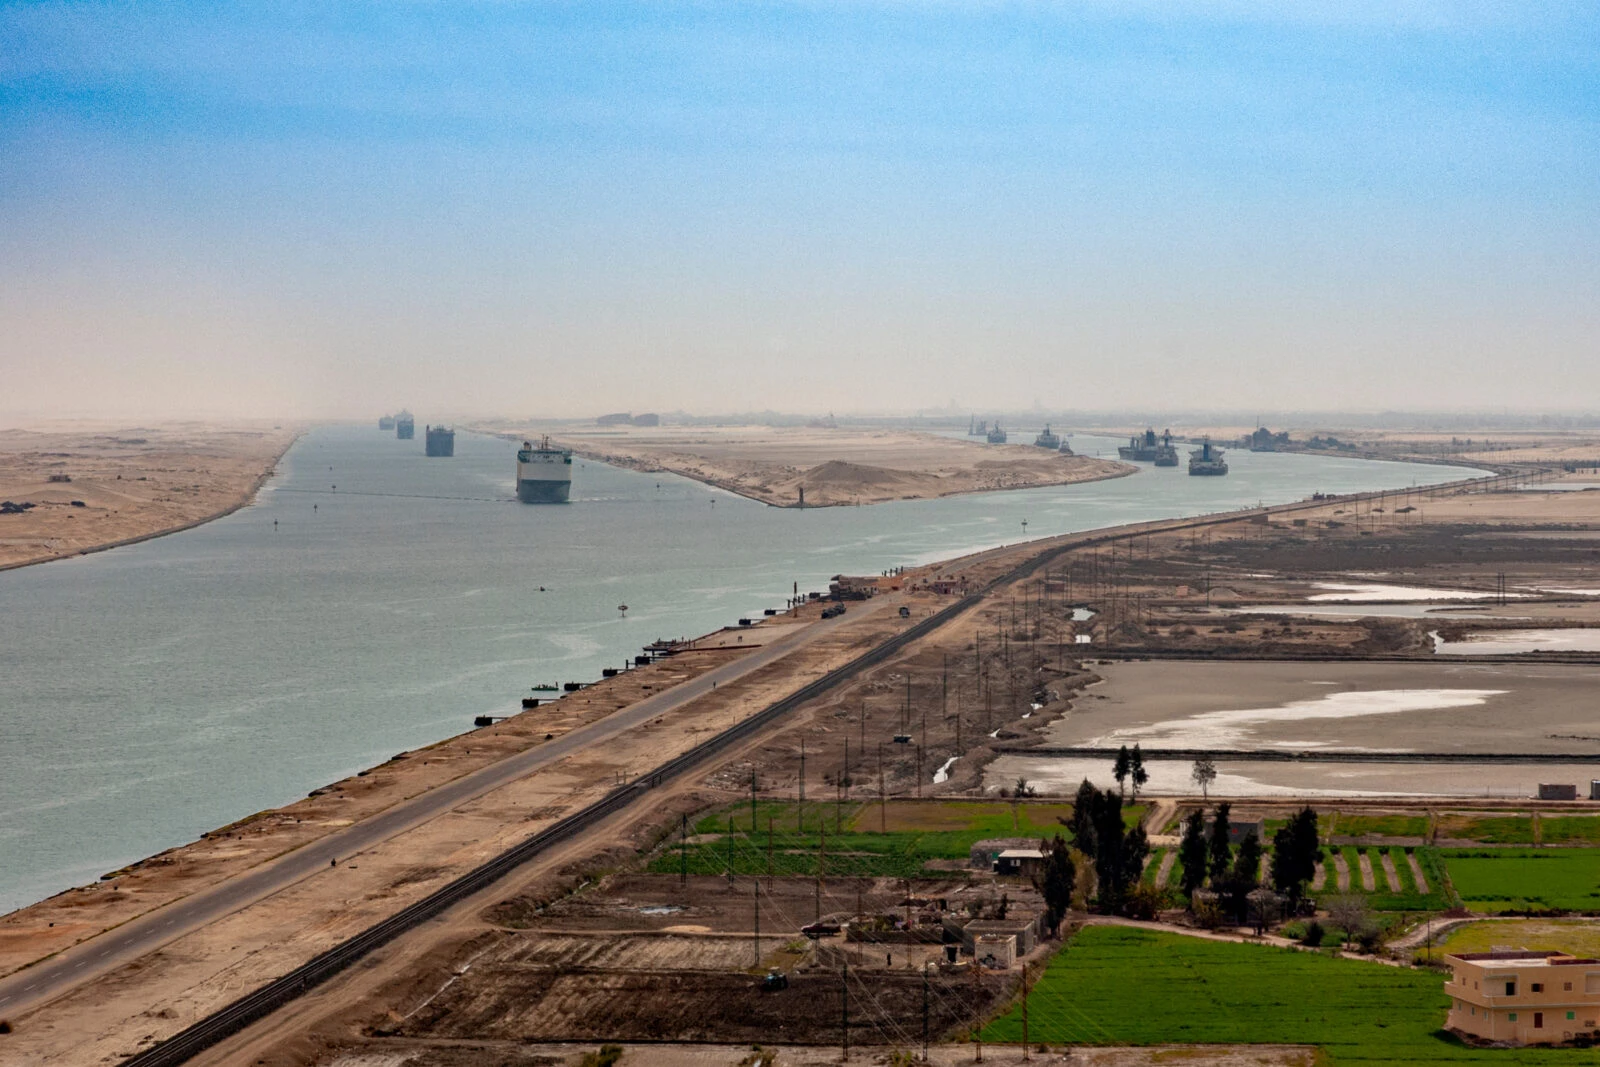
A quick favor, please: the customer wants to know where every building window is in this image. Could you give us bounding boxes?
[1532,983,1543,992]
[1534,1012,1543,1029]
[1509,1013,1518,1022]
[1568,1011,1577,1021]
[1565,982,1573,991]
[1505,981,1517,996]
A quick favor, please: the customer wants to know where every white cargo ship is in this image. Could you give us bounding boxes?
[517,436,573,503]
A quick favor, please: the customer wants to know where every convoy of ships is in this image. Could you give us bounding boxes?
[378,413,573,503]
[971,417,1228,475]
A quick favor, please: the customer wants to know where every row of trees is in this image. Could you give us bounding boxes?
[1177,803,1262,924]
[1035,779,1156,932]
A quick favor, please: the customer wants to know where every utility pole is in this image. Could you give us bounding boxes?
[922,961,930,1059]
[727,814,735,884]
[841,962,850,1062]
[751,765,758,833]
[817,823,826,920]
[878,741,886,832]
[753,878,761,967]
[799,740,806,834]
[767,815,774,876]
[916,744,923,798]
[680,812,688,887]
[1021,960,1031,1060]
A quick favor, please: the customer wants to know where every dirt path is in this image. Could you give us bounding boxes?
[1406,852,1431,894]
[1379,850,1402,892]
[1311,861,1326,890]
[1357,851,1376,892]
[1154,850,1177,888]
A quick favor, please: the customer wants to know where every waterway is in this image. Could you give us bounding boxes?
[0,427,1484,912]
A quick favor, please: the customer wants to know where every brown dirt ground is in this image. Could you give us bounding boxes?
[469,424,1134,507]
[0,421,299,569]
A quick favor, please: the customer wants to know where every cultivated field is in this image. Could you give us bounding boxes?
[982,926,1586,1064]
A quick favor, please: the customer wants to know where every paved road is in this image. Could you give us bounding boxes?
[0,604,886,1019]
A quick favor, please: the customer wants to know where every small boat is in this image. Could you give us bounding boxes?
[1034,424,1061,449]
[986,424,1008,444]
[531,683,558,692]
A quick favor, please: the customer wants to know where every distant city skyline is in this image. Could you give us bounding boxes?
[3,2,1596,420]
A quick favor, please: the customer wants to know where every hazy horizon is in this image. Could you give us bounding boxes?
[3,3,1596,421]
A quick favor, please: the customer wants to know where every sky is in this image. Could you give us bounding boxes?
[1,1,1597,421]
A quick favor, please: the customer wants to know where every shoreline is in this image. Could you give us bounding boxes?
[0,429,302,575]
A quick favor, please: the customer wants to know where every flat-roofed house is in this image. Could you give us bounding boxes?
[1446,951,1600,1045]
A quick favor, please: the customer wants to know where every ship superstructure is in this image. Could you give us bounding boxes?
[1034,424,1061,449]
[1153,430,1180,467]
[517,436,573,503]
[425,425,455,457]
[395,410,415,440]
[378,414,396,430]
[1118,428,1162,461]
[986,423,1008,444]
[1188,438,1229,476]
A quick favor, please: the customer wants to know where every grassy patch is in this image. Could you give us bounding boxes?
[1436,918,1600,959]
[1441,848,1600,913]
[646,800,1143,880]
[1539,815,1600,846]
[1438,814,1534,844]
[1331,814,1430,839]
[981,925,1582,1064]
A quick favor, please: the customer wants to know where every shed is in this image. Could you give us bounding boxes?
[975,934,1016,969]
[995,849,1046,878]
[969,838,1041,870]
[1538,784,1578,801]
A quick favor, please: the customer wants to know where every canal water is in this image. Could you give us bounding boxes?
[0,427,1484,912]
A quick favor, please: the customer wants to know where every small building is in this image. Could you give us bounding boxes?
[1208,818,1263,846]
[1539,783,1579,801]
[956,915,1043,958]
[974,934,1016,969]
[1445,951,1600,1045]
[969,838,1041,870]
[828,575,881,601]
[995,848,1046,878]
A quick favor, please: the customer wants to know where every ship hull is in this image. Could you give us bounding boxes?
[1188,464,1228,476]
[1118,447,1159,461]
[517,479,572,504]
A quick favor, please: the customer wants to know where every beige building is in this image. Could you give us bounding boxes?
[1445,951,1600,1045]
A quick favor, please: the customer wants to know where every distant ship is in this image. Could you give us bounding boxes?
[968,417,988,436]
[378,414,396,430]
[986,424,1008,444]
[1188,438,1229,476]
[517,436,573,503]
[1118,428,1164,461]
[1057,436,1075,455]
[1153,430,1180,467]
[395,410,415,440]
[425,425,455,457]
[1034,424,1061,449]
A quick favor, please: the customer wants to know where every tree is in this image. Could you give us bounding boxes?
[1112,745,1131,799]
[1208,802,1233,885]
[1221,830,1262,923]
[1191,756,1217,801]
[1067,778,1099,857]
[1177,809,1208,898]
[1129,743,1149,801]
[1036,833,1076,935]
[1270,806,1322,912]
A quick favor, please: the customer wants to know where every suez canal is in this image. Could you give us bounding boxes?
[0,424,1486,916]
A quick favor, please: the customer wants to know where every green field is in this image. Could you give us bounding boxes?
[645,800,1144,880]
[1441,848,1600,913]
[981,926,1585,1064]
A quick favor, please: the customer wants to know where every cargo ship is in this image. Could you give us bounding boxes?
[1118,428,1164,461]
[1034,424,1061,449]
[425,425,455,457]
[1153,430,1179,467]
[986,424,1008,444]
[395,410,415,440]
[1188,438,1229,476]
[968,417,987,436]
[378,414,396,430]
[517,436,573,503]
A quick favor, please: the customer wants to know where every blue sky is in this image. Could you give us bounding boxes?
[2,2,1596,419]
